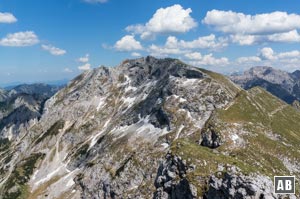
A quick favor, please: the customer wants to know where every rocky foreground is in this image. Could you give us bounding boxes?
[0,57,300,199]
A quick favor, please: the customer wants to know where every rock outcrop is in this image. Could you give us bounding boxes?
[154,152,197,199]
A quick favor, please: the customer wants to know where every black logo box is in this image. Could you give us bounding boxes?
[274,176,295,194]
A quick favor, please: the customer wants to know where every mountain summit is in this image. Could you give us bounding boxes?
[1,57,300,198]
[230,66,300,104]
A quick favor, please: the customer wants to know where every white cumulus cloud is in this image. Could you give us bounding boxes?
[64,68,73,73]
[77,54,91,71]
[112,34,227,61]
[230,30,300,45]
[42,44,66,55]
[184,52,202,60]
[126,4,197,40]
[204,10,300,45]
[259,47,276,60]
[268,30,300,43]
[278,50,300,58]
[78,54,90,63]
[167,34,228,50]
[176,35,228,50]
[148,44,187,57]
[230,34,258,46]
[147,35,227,58]
[0,31,39,47]
[185,52,229,66]
[131,52,141,57]
[0,12,17,23]
[203,10,300,35]
[78,63,91,71]
[114,35,143,51]
[236,56,262,64]
[235,48,300,71]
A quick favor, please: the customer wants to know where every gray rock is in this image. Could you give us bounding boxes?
[230,66,300,104]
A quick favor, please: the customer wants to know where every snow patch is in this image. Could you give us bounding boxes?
[125,86,137,93]
[230,134,240,144]
[96,97,106,111]
[179,98,187,103]
[30,121,74,190]
[89,118,111,149]
[182,78,200,86]
[112,115,169,143]
[7,126,13,141]
[66,177,75,187]
[161,143,170,149]
[31,169,39,181]
[123,96,136,106]
[89,129,106,149]
[121,96,137,112]
[34,165,64,186]
[175,125,185,139]
[167,95,187,103]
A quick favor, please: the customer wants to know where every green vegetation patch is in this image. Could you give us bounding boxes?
[34,120,65,144]
[271,105,300,146]
[208,86,300,181]
[0,101,13,112]
[217,90,269,124]
[3,153,45,199]
[170,139,259,196]
[74,143,89,158]
[0,138,10,152]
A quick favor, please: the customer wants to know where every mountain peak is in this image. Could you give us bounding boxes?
[2,58,300,198]
[117,56,206,82]
[230,65,300,104]
[245,66,289,78]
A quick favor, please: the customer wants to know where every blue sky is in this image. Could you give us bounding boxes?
[1,0,300,85]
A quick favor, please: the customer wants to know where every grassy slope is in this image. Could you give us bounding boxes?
[170,86,300,196]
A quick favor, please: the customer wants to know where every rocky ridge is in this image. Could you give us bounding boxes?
[0,57,300,198]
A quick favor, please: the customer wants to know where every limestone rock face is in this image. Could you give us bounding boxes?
[230,66,300,104]
[205,168,275,199]
[154,152,197,199]
[1,57,300,199]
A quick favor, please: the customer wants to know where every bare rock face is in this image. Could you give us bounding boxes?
[0,89,7,102]
[0,84,62,141]
[200,125,222,149]
[292,100,300,111]
[204,166,276,199]
[230,66,300,104]
[1,57,300,198]
[154,153,196,199]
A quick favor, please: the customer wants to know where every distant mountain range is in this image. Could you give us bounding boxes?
[230,66,300,104]
[0,83,63,140]
[0,79,69,89]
